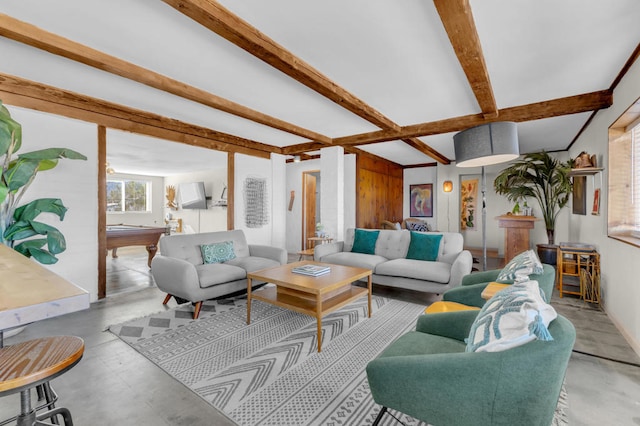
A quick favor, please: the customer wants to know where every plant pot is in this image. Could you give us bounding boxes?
[537,244,558,266]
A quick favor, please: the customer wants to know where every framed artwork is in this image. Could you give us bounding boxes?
[572,176,587,215]
[459,175,479,231]
[409,183,433,217]
[592,188,601,215]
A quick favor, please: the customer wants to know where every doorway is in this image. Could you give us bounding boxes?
[302,170,321,249]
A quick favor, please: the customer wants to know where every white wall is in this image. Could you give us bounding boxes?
[9,107,99,300]
[164,168,227,233]
[568,58,640,355]
[436,156,571,254]
[106,172,164,227]
[285,158,320,253]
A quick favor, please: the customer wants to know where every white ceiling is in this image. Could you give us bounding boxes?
[1,0,639,174]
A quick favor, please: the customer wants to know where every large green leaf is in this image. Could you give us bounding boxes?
[4,219,67,255]
[13,239,59,264]
[5,158,40,191]
[4,220,38,241]
[0,102,21,155]
[19,148,87,162]
[13,198,67,222]
[0,183,8,205]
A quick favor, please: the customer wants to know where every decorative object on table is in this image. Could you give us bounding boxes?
[592,188,601,215]
[0,100,87,264]
[459,176,478,230]
[291,264,330,276]
[409,183,433,217]
[315,222,325,237]
[243,176,269,228]
[165,185,177,209]
[455,121,520,271]
[572,151,597,168]
[494,151,572,265]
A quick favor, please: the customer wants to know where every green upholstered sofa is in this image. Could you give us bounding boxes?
[366,309,576,426]
[441,264,556,308]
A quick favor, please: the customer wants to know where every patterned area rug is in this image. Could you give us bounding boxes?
[109,293,568,425]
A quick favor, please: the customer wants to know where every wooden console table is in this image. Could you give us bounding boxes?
[496,215,537,264]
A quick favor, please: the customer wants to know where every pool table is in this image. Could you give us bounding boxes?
[106,224,168,267]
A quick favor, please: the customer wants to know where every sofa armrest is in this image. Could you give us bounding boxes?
[448,250,473,288]
[150,255,200,299]
[314,241,343,261]
[249,244,288,265]
[443,282,494,308]
[461,269,501,286]
[415,310,479,342]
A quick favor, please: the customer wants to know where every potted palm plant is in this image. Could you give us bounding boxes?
[1,100,86,264]
[493,151,573,264]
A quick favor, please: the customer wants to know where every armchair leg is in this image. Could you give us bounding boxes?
[162,294,172,305]
[372,406,388,426]
[193,301,203,319]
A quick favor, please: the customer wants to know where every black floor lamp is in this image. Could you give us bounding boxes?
[454,122,519,271]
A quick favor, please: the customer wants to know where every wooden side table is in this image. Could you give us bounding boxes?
[496,215,538,264]
[481,282,511,300]
[307,237,333,249]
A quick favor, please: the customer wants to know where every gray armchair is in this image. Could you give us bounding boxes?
[151,230,287,319]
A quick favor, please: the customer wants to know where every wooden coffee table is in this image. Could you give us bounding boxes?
[247,261,372,352]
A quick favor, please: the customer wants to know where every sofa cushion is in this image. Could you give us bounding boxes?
[226,256,280,273]
[351,229,379,254]
[374,230,411,260]
[200,241,236,264]
[466,280,557,352]
[497,249,544,283]
[406,232,442,261]
[375,259,451,284]
[159,230,250,265]
[196,263,246,288]
[376,330,466,359]
[321,252,387,271]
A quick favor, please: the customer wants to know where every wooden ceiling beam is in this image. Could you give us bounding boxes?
[335,90,613,146]
[433,0,498,118]
[162,0,400,132]
[402,137,450,164]
[0,13,330,144]
[0,73,275,158]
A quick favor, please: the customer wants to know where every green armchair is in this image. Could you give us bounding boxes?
[442,264,556,308]
[366,310,575,426]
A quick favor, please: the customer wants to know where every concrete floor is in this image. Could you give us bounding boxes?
[2,251,640,425]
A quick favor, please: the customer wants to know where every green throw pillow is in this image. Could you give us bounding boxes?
[200,241,236,264]
[351,229,379,254]
[406,232,442,261]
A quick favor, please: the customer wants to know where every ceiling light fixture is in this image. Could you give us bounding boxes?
[293,155,301,163]
[454,122,520,270]
[106,162,115,174]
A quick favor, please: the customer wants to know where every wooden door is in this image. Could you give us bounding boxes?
[302,172,317,249]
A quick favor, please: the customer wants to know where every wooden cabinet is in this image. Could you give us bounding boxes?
[557,245,600,303]
[496,215,537,264]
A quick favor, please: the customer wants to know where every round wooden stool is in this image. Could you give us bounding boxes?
[0,336,84,426]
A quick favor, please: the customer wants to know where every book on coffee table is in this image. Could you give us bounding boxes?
[292,265,331,276]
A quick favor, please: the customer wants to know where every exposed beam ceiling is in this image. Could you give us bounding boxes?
[0,1,636,170]
[433,0,498,119]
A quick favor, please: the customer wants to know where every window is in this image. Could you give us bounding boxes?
[106,179,151,212]
[608,97,640,246]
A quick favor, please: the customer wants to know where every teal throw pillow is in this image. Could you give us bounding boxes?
[201,241,236,264]
[497,249,544,283]
[465,280,557,353]
[351,229,379,255]
[406,232,442,261]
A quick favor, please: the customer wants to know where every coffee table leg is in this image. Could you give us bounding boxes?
[367,274,372,318]
[247,277,252,325]
[316,293,322,352]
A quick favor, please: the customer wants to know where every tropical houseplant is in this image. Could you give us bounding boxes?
[493,151,573,263]
[0,100,87,264]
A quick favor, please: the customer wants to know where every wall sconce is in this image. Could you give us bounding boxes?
[443,180,453,193]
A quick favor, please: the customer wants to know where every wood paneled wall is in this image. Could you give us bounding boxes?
[356,155,403,229]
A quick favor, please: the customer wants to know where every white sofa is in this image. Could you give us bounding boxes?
[151,230,287,319]
[314,228,473,294]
